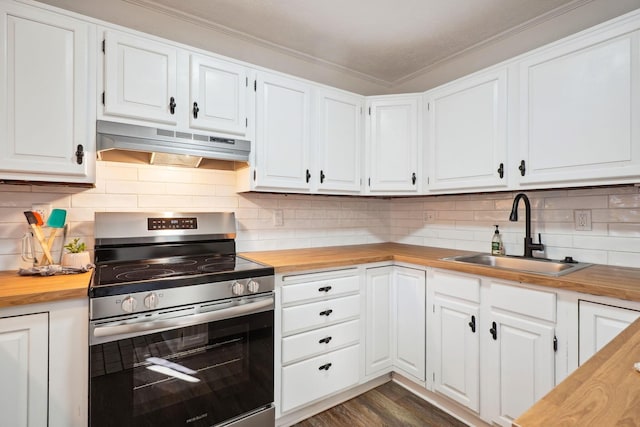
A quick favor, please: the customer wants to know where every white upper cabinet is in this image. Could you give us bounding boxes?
[103,30,178,124]
[0,2,95,184]
[189,54,249,136]
[315,88,363,193]
[366,95,421,194]
[517,21,640,186]
[426,68,508,192]
[253,71,312,190]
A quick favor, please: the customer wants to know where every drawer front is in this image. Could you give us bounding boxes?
[432,270,480,303]
[282,320,360,364]
[281,344,360,413]
[282,295,360,335]
[490,282,556,322]
[281,275,360,305]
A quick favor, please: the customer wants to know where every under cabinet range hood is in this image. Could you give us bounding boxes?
[96,120,250,168]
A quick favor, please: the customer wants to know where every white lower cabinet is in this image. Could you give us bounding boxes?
[579,300,640,365]
[428,270,556,426]
[0,313,48,427]
[0,298,88,427]
[365,265,425,382]
[277,268,361,416]
[428,270,480,412]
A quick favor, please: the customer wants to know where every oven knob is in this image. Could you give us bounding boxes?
[144,292,159,309]
[121,296,137,313]
[231,281,245,295]
[247,280,260,294]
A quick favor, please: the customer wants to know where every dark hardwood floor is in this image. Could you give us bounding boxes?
[294,381,468,427]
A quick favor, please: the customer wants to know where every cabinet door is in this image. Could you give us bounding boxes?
[486,311,555,427]
[103,31,178,124]
[0,313,48,427]
[427,68,508,191]
[189,54,248,136]
[432,295,480,412]
[518,27,640,185]
[254,71,311,190]
[365,266,393,375]
[0,3,94,183]
[316,88,363,193]
[579,300,640,365]
[393,266,425,381]
[367,96,419,193]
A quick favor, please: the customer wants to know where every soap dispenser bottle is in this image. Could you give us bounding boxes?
[491,225,504,255]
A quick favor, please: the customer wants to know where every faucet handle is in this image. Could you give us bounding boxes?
[538,233,542,244]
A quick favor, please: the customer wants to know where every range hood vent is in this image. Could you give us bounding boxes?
[96,120,250,168]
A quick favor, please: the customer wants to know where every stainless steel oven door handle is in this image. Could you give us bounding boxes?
[93,295,273,339]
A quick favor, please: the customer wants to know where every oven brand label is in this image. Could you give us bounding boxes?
[186,413,208,424]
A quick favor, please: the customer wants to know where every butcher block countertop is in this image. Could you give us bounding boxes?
[515,316,640,426]
[0,270,91,308]
[241,242,640,301]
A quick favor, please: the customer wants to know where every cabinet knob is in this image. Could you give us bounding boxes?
[497,163,504,179]
[318,286,332,293]
[318,363,332,371]
[319,309,333,317]
[518,160,526,176]
[320,170,325,184]
[75,144,84,165]
[490,321,498,340]
[318,336,332,344]
[468,315,476,333]
[193,102,199,119]
[306,169,311,183]
[411,172,417,185]
[169,97,177,114]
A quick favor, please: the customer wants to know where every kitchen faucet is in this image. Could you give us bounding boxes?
[509,193,544,258]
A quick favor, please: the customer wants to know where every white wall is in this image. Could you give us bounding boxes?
[0,161,390,271]
[390,187,640,267]
[1,160,639,271]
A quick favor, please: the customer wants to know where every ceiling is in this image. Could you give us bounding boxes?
[127,0,586,86]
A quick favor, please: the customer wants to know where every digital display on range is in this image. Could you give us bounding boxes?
[147,217,198,230]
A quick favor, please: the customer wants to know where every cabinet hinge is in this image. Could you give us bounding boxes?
[368,177,371,187]
[427,176,430,185]
[432,372,435,382]
[427,102,430,111]
[102,39,105,54]
[253,169,256,181]
[101,91,105,105]
[368,107,371,115]
[245,117,248,128]
[254,80,257,92]
[553,336,558,352]
[432,304,435,313]
[245,76,248,87]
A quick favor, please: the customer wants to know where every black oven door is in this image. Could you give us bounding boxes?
[89,295,274,427]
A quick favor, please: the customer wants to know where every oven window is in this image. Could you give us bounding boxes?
[90,310,273,427]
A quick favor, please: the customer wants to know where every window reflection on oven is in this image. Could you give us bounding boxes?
[90,311,273,427]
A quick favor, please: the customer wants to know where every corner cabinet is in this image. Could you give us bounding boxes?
[0,1,96,184]
[426,68,508,192]
[517,19,640,186]
[365,95,421,194]
[365,265,425,382]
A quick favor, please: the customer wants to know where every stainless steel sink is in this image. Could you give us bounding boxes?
[442,253,591,277]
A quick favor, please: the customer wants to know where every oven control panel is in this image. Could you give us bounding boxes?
[147,217,198,230]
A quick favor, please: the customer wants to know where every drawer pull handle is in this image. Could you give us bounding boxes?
[319,309,333,317]
[490,321,498,340]
[318,286,332,293]
[318,363,332,371]
[319,336,332,344]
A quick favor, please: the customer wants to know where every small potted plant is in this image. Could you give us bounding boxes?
[61,238,91,268]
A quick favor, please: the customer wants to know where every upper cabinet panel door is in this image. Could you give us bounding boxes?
[316,89,363,193]
[0,3,95,183]
[103,31,178,124]
[254,72,311,190]
[189,54,248,136]
[367,96,419,193]
[427,69,508,191]
[518,27,640,185]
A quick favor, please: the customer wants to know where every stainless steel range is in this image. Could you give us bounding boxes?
[89,212,275,427]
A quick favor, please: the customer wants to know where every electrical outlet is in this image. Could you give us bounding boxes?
[32,204,51,223]
[424,211,436,223]
[273,209,284,226]
[574,209,592,231]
